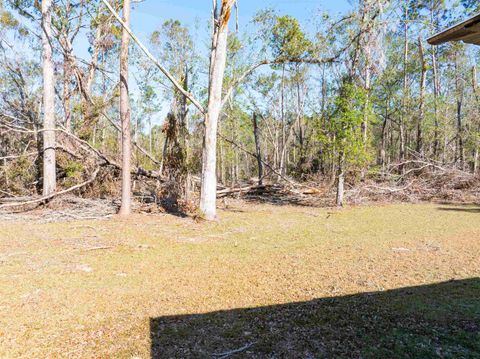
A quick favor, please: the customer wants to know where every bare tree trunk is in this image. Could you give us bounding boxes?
[362,64,371,144]
[399,0,408,172]
[417,36,426,155]
[231,109,239,185]
[279,64,286,178]
[457,99,464,166]
[252,112,263,185]
[85,24,103,95]
[336,150,345,207]
[41,0,56,196]
[319,63,327,175]
[220,140,226,185]
[235,142,239,183]
[118,0,132,216]
[200,0,233,220]
[380,104,389,176]
[474,149,479,176]
[273,127,279,172]
[454,51,464,168]
[149,118,153,154]
[160,134,169,175]
[180,64,189,156]
[360,62,371,180]
[134,113,139,165]
[432,46,440,159]
[63,53,72,132]
[472,66,480,176]
[296,81,306,170]
[56,0,79,134]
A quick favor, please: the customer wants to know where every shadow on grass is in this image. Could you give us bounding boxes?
[243,193,329,208]
[150,278,480,358]
[437,206,480,214]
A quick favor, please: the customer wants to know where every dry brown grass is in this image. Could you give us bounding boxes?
[0,201,479,358]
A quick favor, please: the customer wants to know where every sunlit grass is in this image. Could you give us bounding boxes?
[0,202,479,357]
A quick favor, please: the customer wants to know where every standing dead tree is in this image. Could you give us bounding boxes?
[200,0,235,220]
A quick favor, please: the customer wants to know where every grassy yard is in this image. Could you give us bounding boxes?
[0,202,479,358]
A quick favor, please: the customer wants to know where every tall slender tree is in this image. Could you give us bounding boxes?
[41,0,56,196]
[118,0,132,216]
[417,36,426,154]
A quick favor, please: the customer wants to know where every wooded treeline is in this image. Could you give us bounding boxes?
[1,0,479,218]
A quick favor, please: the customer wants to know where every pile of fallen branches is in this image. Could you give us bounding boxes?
[216,180,332,207]
[347,159,480,204]
[0,195,117,222]
[0,114,167,211]
[216,157,480,207]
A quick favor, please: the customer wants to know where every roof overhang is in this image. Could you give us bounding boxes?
[427,13,480,45]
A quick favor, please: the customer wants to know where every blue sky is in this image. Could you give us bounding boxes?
[129,0,353,42]
[68,0,354,74]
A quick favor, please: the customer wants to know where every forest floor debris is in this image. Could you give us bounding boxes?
[1,202,479,358]
[0,196,117,223]
[2,157,479,215]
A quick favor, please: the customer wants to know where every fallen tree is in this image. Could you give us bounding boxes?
[2,107,479,213]
[0,166,100,210]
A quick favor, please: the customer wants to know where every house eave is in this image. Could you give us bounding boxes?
[427,13,480,45]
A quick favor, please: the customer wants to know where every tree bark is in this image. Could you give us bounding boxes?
[472,66,480,175]
[279,64,287,179]
[63,53,72,132]
[362,63,371,145]
[454,51,464,168]
[336,150,345,207]
[432,46,440,159]
[399,0,408,172]
[417,36,426,155]
[252,112,263,185]
[380,103,389,176]
[118,0,132,216]
[200,0,233,220]
[41,0,56,196]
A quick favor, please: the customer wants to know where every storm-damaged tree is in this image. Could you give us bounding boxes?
[199,0,236,220]
[101,0,235,219]
[150,19,196,207]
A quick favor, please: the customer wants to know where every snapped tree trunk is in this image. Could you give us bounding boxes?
[41,0,56,196]
[118,0,132,216]
[200,0,233,220]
